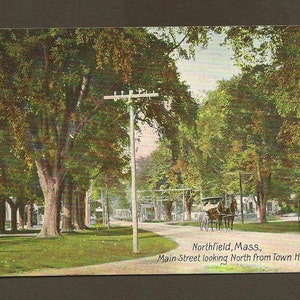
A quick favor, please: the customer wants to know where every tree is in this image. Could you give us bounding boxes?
[230,73,285,221]
[195,69,289,222]
[187,26,300,222]
[224,26,300,217]
[0,27,202,237]
[195,88,232,197]
[136,26,300,224]
[0,119,39,232]
[0,28,137,236]
[266,27,300,200]
[0,168,6,232]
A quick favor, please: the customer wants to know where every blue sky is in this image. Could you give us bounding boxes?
[176,33,240,99]
[136,32,240,158]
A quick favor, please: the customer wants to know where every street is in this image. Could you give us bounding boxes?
[12,221,300,276]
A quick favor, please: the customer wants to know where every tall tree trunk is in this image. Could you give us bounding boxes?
[27,203,34,229]
[78,190,86,229]
[153,200,159,220]
[8,202,18,233]
[164,201,173,221]
[36,160,64,238]
[0,166,7,233]
[72,189,80,231]
[258,192,267,223]
[72,189,86,231]
[185,205,192,221]
[56,189,63,233]
[0,195,6,233]
[85,189,92,227]
[39,182,61,238]
[38,183,62,237]
[18,204,26,230]
[62,176,73,232]
[257,168,268,223]
[184,194,193,221]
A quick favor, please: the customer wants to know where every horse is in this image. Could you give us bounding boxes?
[199,211,220,231]
[206,200,225,231]
[223,199,238,230]
[199,212,209,231]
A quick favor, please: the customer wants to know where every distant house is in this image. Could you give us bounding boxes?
[232,195,280,217]
[113,208,131,220]
[266,199,281,216]
[240,195,257,213]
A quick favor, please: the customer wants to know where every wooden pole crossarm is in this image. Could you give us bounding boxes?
[104,92,159,101]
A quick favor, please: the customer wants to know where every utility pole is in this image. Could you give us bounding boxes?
[227,171,253,224]
[105,180,110,229]
[101,189,105,226]
[104,90,158,253]
[239,172,244,224]
[85,187,92,227]
[182,189,185,222]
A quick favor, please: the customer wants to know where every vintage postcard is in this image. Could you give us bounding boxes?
[0,25,299,277]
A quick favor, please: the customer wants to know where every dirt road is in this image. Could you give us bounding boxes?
[12,222,300,276]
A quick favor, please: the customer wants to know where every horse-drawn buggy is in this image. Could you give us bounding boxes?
[199,196,238,231]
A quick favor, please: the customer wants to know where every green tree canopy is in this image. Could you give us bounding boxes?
[0,27,202,236]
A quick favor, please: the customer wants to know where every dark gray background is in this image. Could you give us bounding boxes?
[0,1,299,299]
[0,0,299,27]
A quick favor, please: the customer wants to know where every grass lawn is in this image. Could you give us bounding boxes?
[0,225,177,276]
[206,264,274,273]
[233,221,300,233]
[168,220,300,233]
